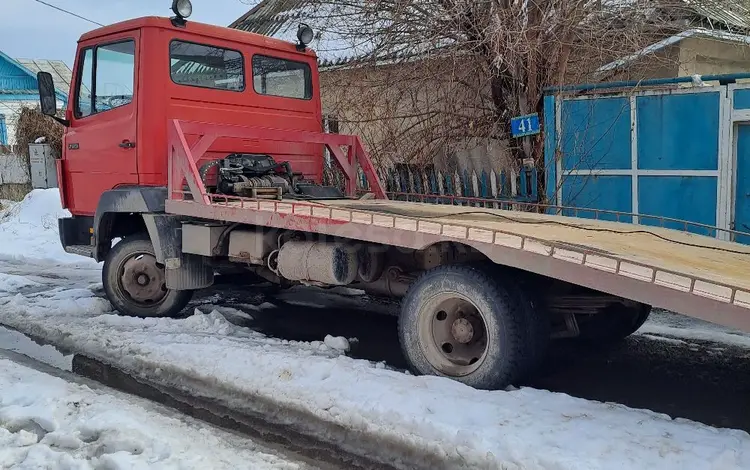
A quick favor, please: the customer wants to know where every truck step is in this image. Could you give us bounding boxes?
[64,245,95,258]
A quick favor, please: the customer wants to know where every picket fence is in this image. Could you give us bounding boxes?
[323,162,540,205]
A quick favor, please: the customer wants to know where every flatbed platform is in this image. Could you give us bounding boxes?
[327,200,750,290]
[167,196,750,332]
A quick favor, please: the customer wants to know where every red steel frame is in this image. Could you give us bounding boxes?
[168,119,387,202]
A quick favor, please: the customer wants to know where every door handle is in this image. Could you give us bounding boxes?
[119,140,135,149]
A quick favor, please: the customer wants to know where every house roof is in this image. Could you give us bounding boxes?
[684,0,749,31]
[14,59,73,96]
[0,51,69,102]
[230,0,383,67]
[232,0,750,68]
[596,28,750,74]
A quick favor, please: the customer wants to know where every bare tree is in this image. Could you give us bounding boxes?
[292,0,738,173]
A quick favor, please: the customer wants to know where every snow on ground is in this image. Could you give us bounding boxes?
[0,272,40,291]
[0,189,98,266]
[639,309,750,349]
[1,284,750,469]
[0,356,305,469]
[0,326,73,371]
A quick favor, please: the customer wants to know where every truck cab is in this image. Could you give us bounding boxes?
[43,15,323,217]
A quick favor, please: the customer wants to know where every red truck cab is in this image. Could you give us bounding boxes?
[52,16,323,216]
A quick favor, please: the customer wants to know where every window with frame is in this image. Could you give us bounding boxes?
[0,115,7,146]
[170,40,245,91]
[75,40,136,118]
[252,55,312,100]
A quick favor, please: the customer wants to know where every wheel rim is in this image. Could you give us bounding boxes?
[118,252,168,306]
[418,293,489,377]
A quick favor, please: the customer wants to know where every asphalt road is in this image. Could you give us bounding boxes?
[196,282,750,433]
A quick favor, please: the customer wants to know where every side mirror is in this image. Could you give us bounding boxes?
[37,72,57,116]
[37,72,69,126]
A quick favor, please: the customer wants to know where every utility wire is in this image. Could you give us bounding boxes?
[31,0,105,27]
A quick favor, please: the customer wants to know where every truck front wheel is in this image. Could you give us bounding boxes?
[103,235,193,318]
[399,265,545,390]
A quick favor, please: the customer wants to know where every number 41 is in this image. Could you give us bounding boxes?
[518,117,533,133]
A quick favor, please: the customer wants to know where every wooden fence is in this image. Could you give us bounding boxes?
[0,147,31,200]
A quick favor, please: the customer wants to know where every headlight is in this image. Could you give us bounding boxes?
[172,0,192,19]
[297,23,314,47]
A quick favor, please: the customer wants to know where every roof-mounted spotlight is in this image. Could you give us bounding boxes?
[171,0,192,27]
[297,23,314,51]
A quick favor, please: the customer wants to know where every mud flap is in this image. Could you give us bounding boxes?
[142,214,214,291]
[164,253,214,291]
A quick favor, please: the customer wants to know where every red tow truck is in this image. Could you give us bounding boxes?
[36,0,750,389]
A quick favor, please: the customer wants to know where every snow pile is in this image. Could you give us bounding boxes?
[0,189,96,266]
[0,272,40,292]
[0,327,73,371]
[0,358,302,469]
[323,334,350,352]
[1,278,750,469]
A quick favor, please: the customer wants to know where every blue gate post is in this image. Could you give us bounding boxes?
[543,93,557,214]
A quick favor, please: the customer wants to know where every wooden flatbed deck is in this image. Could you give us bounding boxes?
[327,200,750,292]
[167,197,750,331]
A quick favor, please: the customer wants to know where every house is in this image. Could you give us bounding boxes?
[231,1,750,177]
[0,51,70,147]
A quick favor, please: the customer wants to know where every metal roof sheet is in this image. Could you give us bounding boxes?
[0,89,38,95]
[14,58,73,95]
[683,0,749,31]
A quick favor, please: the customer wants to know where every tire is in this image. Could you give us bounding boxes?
[398,264,548,390]
[103,235,193,318]
[577,302,651,344]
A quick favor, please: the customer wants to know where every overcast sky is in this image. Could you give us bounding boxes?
[1,0,259,67]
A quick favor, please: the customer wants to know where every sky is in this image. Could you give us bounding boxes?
[0,0,259,67]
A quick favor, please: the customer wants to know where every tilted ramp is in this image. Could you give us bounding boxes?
[168,196,750,332]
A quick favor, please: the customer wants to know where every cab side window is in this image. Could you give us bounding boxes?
[252,55,312,100]
[76,49,94,117]
[75,40,135,118]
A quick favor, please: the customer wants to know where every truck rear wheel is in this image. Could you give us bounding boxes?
[103,235,193,318]
[399,265,545,390]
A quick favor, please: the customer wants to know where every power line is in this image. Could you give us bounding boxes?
[31,0,104,27]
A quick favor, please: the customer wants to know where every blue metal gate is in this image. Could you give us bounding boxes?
[729,84,750,244]
[544,75,750,243]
